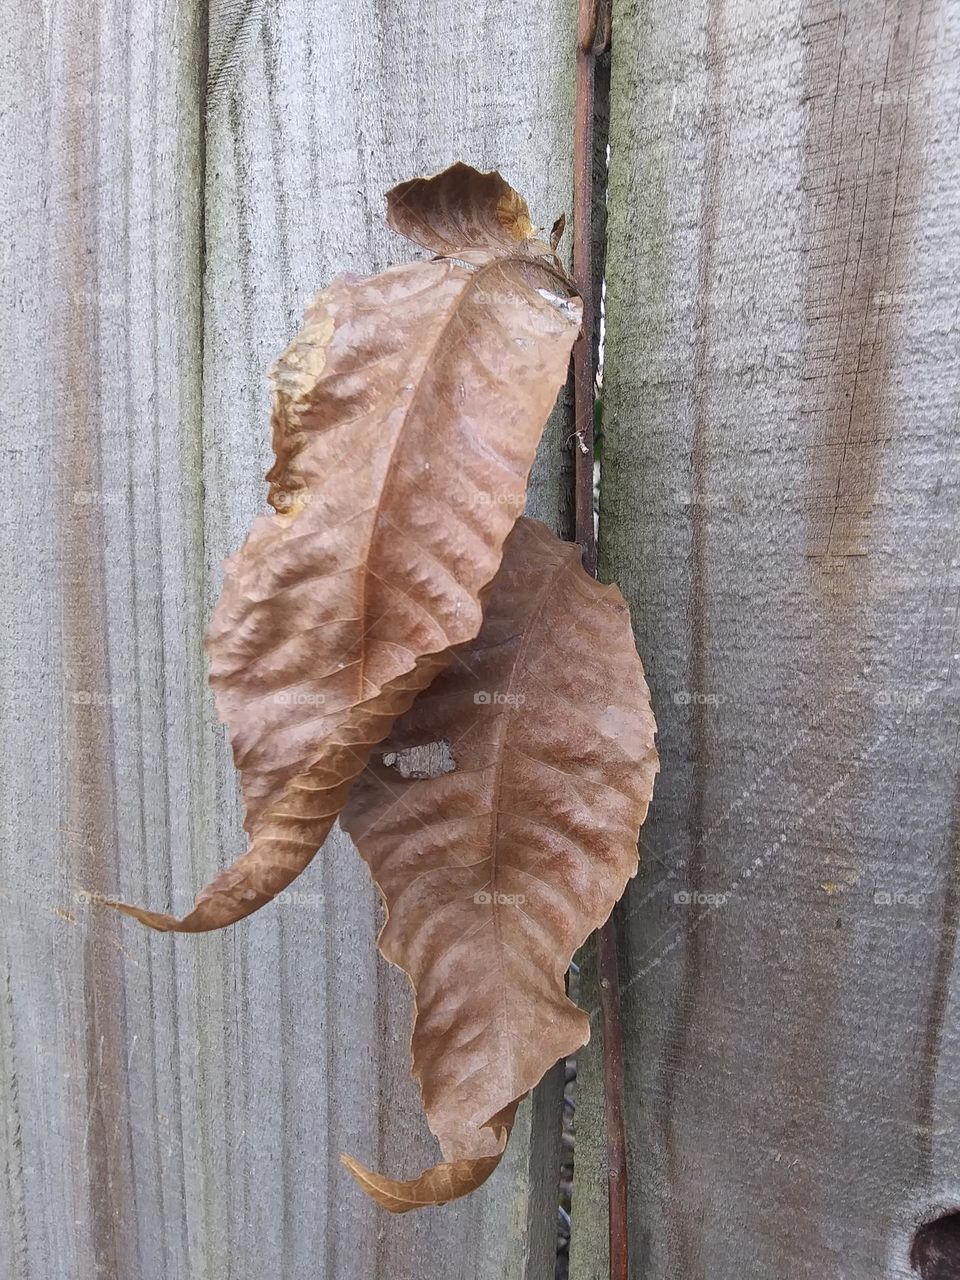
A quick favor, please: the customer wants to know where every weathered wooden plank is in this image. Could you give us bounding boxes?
[2,4,579,1280]
[0,1,208,1278]
[201,5,577,1278]
[572,0,960,1276]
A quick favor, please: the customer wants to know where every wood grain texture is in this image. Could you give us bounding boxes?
[574,1,960,1277]
[0,3,208,1279]
[0,2,576,1277]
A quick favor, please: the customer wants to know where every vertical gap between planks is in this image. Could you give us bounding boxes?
[566,4,626,1280]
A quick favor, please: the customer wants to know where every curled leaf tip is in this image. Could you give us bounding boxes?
[340,1146,505,1213]
[109,900,182,933]
[107,858,292,933]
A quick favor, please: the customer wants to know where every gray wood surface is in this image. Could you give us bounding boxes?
[573,0,960,1277]
[0,2,577,1277]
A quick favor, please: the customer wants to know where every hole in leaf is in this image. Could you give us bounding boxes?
[382,741,455,780]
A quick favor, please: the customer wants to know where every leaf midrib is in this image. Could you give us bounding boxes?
[350,254,575,709]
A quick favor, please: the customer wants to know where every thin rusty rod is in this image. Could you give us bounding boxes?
[594,919,629,1280]
[572,0,599,577]
[572,3,628,1280]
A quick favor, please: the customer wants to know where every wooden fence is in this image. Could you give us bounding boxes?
[1,1,957,1278]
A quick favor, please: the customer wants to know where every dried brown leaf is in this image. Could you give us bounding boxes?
[340,517,658,1207]
[115,170,582,933]
[387,161,557,259]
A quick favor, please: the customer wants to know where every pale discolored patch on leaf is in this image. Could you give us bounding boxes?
[340,517,658,1207]
[114,169,582,933]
